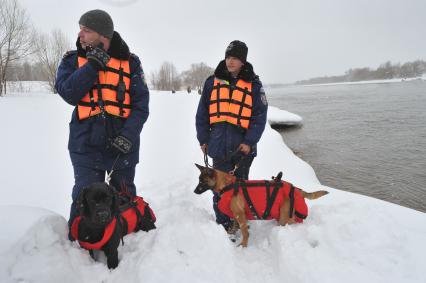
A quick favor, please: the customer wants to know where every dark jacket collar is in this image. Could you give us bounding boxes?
[76,31,130,60]
[214,60,257,82]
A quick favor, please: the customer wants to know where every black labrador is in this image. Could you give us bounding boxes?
[71,182,155,269]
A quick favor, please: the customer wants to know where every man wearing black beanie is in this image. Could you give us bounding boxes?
[196,40,268,233]
[55,9,150,241]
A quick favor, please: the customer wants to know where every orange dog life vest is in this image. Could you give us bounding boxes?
[209,78,253,129]
[217,180,308,222]
[71,196,156,250]
[77,56,132,120]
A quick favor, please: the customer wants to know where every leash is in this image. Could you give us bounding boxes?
[106,153,121,184]
[203,148,246,175]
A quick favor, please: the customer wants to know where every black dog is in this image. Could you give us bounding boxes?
[70,182,156,269]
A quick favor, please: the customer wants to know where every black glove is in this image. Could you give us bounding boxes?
[86,43,110,71]
[111,135,132,154]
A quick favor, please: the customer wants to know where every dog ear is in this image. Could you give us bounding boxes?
[195,163,206,171]
[76,188,88,216]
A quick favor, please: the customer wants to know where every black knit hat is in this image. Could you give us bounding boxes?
[225,40,248,63]
[79,9,114,39]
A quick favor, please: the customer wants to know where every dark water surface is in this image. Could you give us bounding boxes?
[267,80,426,212]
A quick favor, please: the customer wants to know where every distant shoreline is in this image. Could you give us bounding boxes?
[266,76,426,88]
[300,76,426,87]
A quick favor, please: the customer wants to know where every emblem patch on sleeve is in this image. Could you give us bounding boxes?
[260,87,268,106]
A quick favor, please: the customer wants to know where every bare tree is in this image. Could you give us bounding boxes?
[181,62,213,93]
[35,29,71,93]
[149,71,157,90]
[151,61,181,91]
[0,0,34,95]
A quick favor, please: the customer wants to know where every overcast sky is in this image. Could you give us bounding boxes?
[18,0,426,84]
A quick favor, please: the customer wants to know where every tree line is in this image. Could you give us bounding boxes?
[0,0,71,95]
[296,60,426,85]
[1,0,214,96]
[150,62,213,93]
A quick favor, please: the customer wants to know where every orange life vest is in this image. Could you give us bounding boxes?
[218,180,308,222]
[209,78,253,129]
[77,56,132,120]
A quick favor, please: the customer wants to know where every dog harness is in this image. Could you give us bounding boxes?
[217,180,308,222]
[71,196,156,250]
[209,78,253,129]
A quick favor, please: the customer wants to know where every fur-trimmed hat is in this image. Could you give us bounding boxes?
[79,9,114,39]
[225,40,248,63]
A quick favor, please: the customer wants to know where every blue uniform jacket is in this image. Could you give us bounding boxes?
[196,60,268,160]
[55,32,149,170]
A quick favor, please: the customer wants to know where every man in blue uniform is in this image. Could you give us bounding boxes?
[55,10,149,239]
[195,40,268,231]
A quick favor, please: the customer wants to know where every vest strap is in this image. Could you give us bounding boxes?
[216,82,220,118]
[78,100,132,109]
[120,216,129,236]
[117,67,126,117]
[240,181,262,220]
[289,184,295,219]
[262,181,281,219]
[237,87,249,126]
[212,83,253,96]
[208,98,253,109]
[92,83,130,93]
[104,66,131,78]
[89,89,96,110]
[209,112,251,120]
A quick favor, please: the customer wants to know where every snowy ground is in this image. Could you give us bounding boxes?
[0,91,425,283]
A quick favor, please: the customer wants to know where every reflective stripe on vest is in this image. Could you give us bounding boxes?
[77,56,132,120]
[209,78,253,129]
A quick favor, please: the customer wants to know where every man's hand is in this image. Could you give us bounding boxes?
[238,143,251,155]
[86,43,110,70]
[200,144,208,154]
[111,135,132,154]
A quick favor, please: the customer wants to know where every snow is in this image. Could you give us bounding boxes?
[0,90,425,283]
[268,106,302,127]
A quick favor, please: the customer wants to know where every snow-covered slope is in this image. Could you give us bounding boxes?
[0,91,424,283]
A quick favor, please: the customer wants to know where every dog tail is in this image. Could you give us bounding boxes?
[301,190,329,200]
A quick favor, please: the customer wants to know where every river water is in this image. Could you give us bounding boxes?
[267,80,426,212]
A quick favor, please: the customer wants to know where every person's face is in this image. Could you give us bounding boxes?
[225,56,244,75]
[78,25,102,49]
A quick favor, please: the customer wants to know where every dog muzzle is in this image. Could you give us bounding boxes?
[194,184,210,194]
[95,210,112,225]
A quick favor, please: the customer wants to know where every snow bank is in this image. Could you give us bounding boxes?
[268,105,302,127]
[0,91,425,283]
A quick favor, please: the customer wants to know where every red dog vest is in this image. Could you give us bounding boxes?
[218,180,308,222]
[71,196,156,250]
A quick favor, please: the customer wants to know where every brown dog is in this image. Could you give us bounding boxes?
[194,164,328,247]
